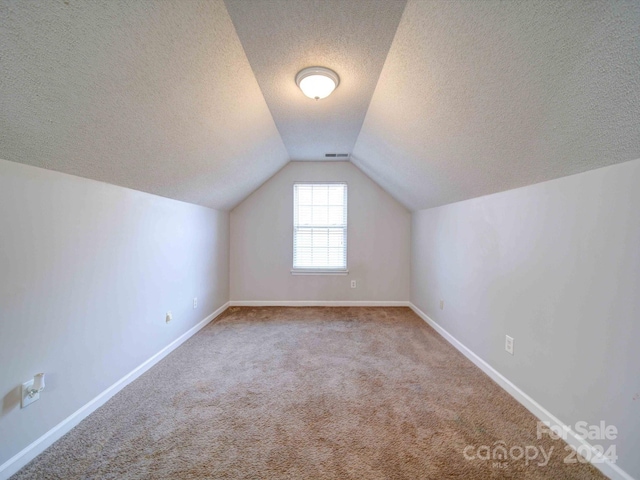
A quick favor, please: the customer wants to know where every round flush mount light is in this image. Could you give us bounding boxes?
[295,66,340,100]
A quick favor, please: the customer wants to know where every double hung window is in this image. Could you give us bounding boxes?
[292,183,347,273]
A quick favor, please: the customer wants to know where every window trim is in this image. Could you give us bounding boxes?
[291,181,348,275]
[290,269,349,276]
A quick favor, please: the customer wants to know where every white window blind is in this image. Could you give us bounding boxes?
[293,183,347,271]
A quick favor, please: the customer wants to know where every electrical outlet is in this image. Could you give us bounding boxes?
[440,300,444,310]
[21,379,39,408]
[166,311,173,324]
[505,335,514,355]
[351,280,356,288]
[193,297,197,309]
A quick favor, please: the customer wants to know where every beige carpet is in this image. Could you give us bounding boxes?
[12,307,603,479]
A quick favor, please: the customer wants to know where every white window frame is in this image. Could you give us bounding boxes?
[291,182,348,275]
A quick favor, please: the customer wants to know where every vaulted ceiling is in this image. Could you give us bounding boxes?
[0,0,287,211]
[224,0,406,161]
[353,0,640,210]
[1,0,639,212]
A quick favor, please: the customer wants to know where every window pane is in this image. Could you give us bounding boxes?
[297,186,312,205]
[327,229,344,247]
[312,228,329,248]
[328,206,344,225]
[294,247,312,267]
[295,228,313,247]
[313,206,328,225]
[312,185,328,206]
[312,248,328,267]
[297,206,312,225]
[328,185,345,205]
[327,248,345,265]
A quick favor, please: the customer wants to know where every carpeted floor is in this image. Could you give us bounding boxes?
[12,307,603,479]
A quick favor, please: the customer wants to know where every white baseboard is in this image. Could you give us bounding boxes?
[5,301,630,480]
[408,303,633,480]
[0,302,230,480]
[229,300,411,307]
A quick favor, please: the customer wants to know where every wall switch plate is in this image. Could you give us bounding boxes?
[193,297,197,309]
[505,335,514,355]
[21,380,39,408]
[166,311,173,323]
[351,280,356,288]
[440,300,444,310]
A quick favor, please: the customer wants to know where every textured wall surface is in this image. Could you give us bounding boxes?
[225,0,406,161]
[0,0,287,211]
[354,0,640,210]
[230,162,410,302]
[0,159,229,466]
[411,158,640,478]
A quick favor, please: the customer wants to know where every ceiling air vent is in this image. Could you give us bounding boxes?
[325,153,350,158]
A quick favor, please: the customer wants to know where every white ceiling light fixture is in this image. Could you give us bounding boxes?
[295,67,340,100]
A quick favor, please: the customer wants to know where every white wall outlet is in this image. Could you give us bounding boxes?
[440,300,444,310]
[505,335,514,355]
[166,311,173,324]
[21,379,39,408]
[193,297,197,309]
[350,280,356,288]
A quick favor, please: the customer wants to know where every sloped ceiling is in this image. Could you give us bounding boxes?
[1,0,639,212]
[0,0,288,211]
[352,0,640,211]
[224,0,406,161]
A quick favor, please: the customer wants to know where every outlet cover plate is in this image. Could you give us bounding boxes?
[505,335,514,355]
[21,380,39,408]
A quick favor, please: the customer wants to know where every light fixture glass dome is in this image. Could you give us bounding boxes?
[296,67,340,100]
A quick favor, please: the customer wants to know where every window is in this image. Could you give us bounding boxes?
[293,183,347,273]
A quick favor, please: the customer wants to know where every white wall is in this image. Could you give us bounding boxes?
[230,162,410,302]
[411,158,640,478]
[0,159,229,466]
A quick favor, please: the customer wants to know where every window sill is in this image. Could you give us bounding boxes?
[291,269,349,276]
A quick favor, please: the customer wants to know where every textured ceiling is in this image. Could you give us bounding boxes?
[353,0,640,211]
[0,0,288,211]
[2,0,639,213]
[224,0,406,161]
